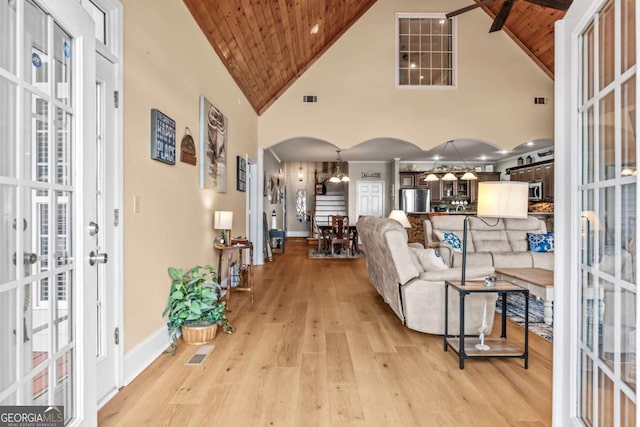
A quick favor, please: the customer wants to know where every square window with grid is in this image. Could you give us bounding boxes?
[397,14,455,87]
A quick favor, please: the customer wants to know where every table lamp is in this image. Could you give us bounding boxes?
[388,210,411,228]
[461,182,528,285]
[214,211,233,245]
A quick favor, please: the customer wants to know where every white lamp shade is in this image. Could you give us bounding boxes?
[460,171,477,180]
[389,210,411,228]
[424,173,439,182]
[214,211,234,230]
[477,182,528,219]
[441,172,458,181]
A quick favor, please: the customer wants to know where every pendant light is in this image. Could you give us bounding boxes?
[423,140,477,182]
[328,149,350,183]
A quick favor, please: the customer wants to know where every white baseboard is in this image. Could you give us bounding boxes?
[124,326,171,386]
[287,231,309,237]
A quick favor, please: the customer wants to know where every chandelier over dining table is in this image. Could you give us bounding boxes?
[329,149,350,183]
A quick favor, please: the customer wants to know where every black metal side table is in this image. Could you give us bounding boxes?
[444,280,529,369]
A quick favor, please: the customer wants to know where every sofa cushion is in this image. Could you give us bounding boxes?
[410,247,448,271]
[491,252,534,268]
[384,227,421,285]
[471,229,512,252]
[431,216,475,252]
[530,252,554,270]
[408,249,425,273]
[504,216,548,252]
[528,232,555,252]
[451,251,494,268]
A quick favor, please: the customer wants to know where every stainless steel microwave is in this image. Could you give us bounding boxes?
[529,182,543,201]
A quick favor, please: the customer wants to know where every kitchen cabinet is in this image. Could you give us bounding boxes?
[532,165,543,182]
[400,172,415,188]
[427,179,441,202]
[507,161,554,201]
[470,172,501,203]
[398,171,499,204]
[513,168,532,182]
[542,163,554,200]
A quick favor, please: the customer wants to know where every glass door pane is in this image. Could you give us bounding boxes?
[0,1,82,421]
[578,0,637,424]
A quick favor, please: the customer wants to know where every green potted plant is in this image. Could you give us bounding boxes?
[163,264,234,354]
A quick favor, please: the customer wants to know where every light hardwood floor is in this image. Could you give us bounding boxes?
[99,239,553,426]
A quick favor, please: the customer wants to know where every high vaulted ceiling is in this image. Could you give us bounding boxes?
[184,0,568,115]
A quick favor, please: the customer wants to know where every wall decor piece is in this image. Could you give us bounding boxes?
[236,155,246,192]
[361,170,381,178]
[180,127,196,165]
[150,109,176,165]
[199,96,227,192]
[270,175,278,204]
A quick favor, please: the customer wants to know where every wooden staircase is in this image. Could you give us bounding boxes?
[308,169,347,244]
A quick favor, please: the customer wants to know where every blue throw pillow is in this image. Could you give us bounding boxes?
[442,232,463,252]
[527,232,555,252]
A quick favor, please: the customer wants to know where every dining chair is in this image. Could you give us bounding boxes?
[314,215,331,253]
[328,215,350,255]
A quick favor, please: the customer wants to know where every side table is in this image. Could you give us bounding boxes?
[269,229,286,254]
[444,280,529,369]
[214,242,254,311]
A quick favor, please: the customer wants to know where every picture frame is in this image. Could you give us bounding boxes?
[236,155,246,192]
[150,109,176,165]
[199,96,227,192]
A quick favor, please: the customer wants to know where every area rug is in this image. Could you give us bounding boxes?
[308,249,366,259]
[495,293,553,342]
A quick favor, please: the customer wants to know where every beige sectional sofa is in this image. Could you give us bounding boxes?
[424,215,554,270]
[356,216,497,335]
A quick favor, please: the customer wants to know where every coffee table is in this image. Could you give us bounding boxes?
[495,267,554,325]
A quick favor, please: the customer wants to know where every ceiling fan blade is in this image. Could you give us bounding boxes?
[525,0,572,11]
[446,0,496,19]
[489,0,515,33]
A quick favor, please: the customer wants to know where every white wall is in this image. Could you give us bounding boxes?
[122,0,258,352]
[262,149,283,230]
[258,0,554,152]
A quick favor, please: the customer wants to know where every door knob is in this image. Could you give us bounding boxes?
[89,251,108,266]
[12,252,38,265]
[88,221,99,236]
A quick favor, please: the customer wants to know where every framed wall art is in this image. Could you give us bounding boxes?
[236,155,246,192]
[150,109,176,165]
[199,96,227,192]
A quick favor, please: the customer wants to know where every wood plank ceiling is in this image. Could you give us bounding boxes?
[183,0,567,115]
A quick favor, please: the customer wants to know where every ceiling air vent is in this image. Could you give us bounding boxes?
[302,95,318,103]
[534,97,549,105]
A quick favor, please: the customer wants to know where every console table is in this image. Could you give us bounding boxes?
[214,241,254,311]
[444,280,529,369]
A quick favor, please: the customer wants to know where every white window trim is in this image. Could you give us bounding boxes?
[395,12,458,89]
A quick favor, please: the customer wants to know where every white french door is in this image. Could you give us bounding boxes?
[0,0,97,424]
[95,53,118,406]
[556,0,638,425]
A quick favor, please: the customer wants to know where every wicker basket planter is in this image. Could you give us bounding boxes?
[181,323,218,345]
